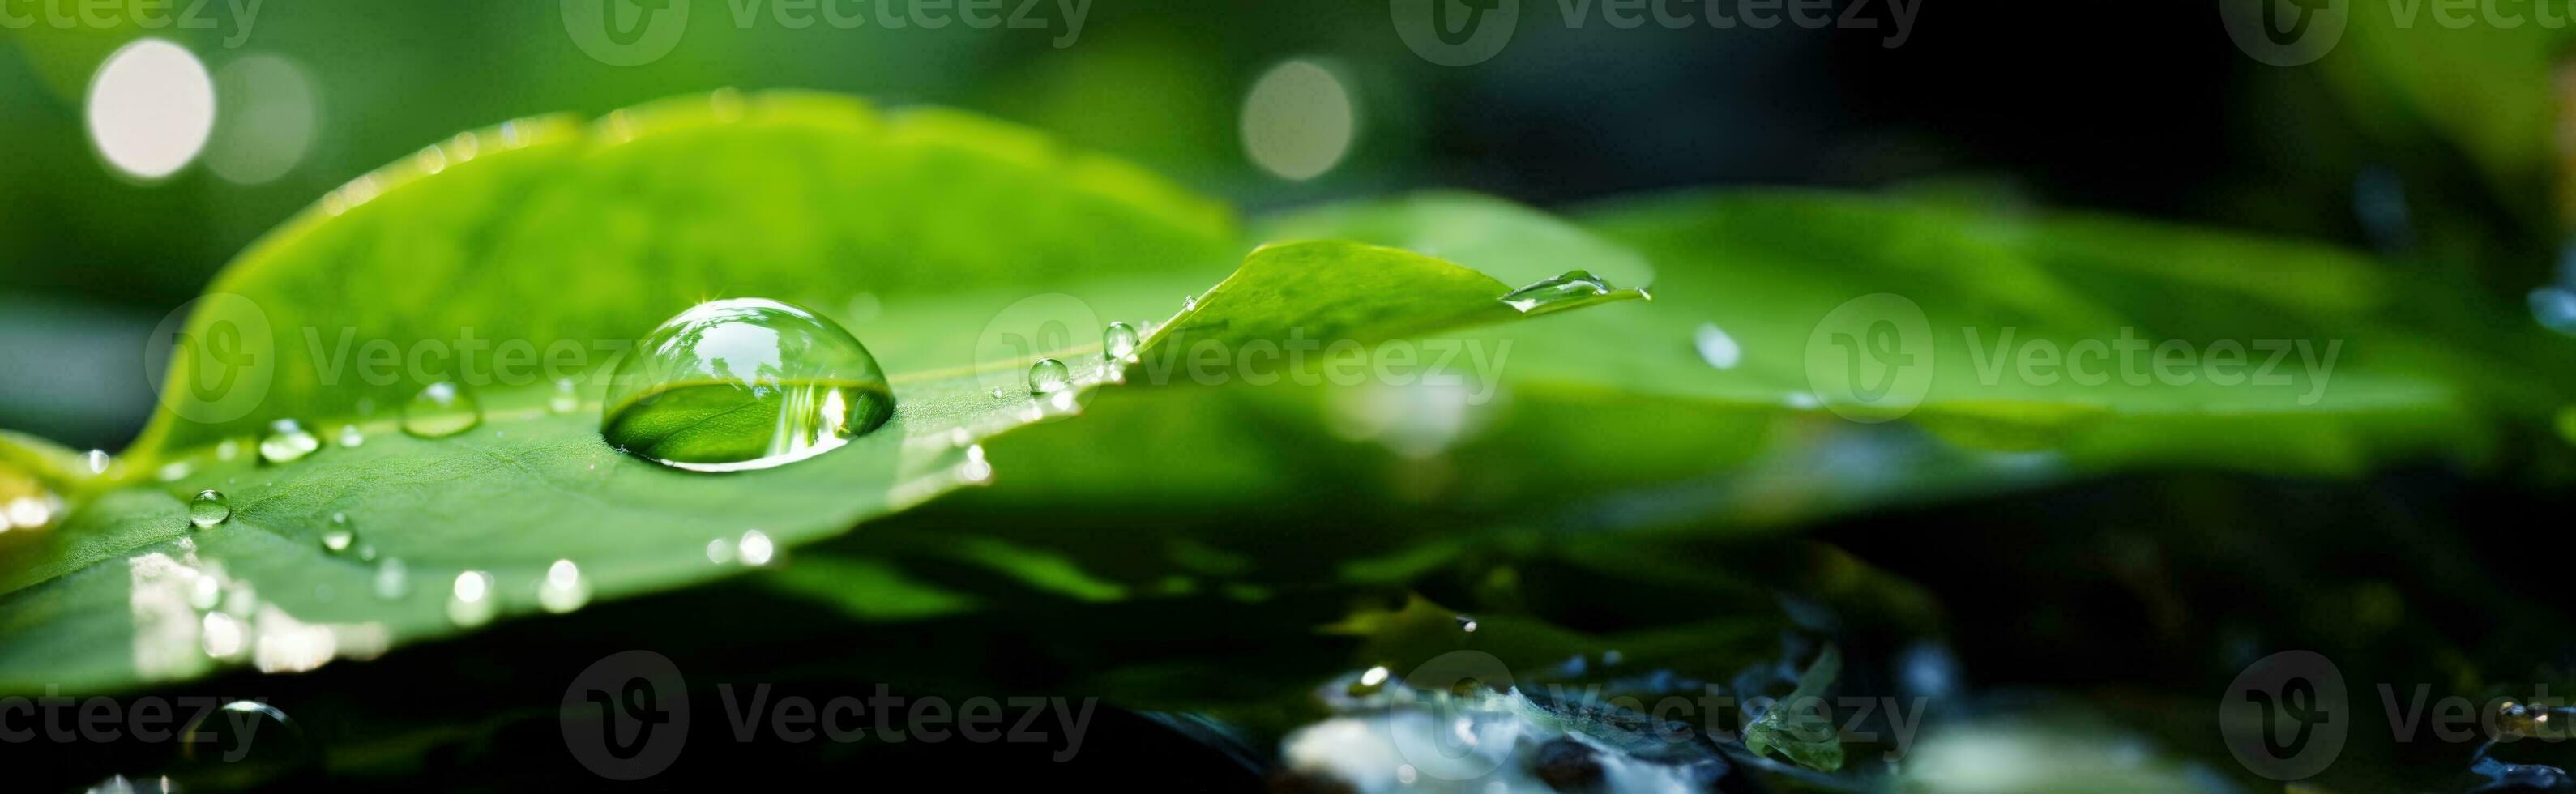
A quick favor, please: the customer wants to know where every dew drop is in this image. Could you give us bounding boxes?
[1104,322,1141,361]
[1027,359,1071,395]
[549,378,583,415]
[187,490,230,527]
[705,537,736,564]
[1498,270,1652,316]
[335,424,365,448]
[737,529,775,566]
[372,558,408,600]
[1457,614,1480,633]
[446,570,496,626]
[257,419,321,464]
[401,382,482,438]
[1694,322,1741,370]
[1183,293,1199,312]
[78,449,113,476]
[1349,664,1392,697]
[538,559,592,613]
[990,386,1010,399]
[601,299,895,472]
[320,529,353,554]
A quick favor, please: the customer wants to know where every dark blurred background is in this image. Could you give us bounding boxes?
[4,1,2537,451]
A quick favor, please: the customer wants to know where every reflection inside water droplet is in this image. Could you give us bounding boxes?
[600,298,895,472]
[401,382,482,438]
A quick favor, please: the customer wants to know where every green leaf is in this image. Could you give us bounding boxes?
[0,94,1647,694]
[1742,644,1844,772]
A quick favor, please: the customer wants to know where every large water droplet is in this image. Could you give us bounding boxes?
[1104,322,1141,361]
[446,570,496,626]
[401,382,482,438]
[258,418,321,464]
[1498,270,1652,316]
[188,490,230,527]
[1027,358,1071,395]
[601,298,895,472]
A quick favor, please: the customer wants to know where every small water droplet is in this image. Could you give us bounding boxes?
[538,559,591,613]
[1104,322,1141,361]
[1027,359,1071,395]
[188,574,222,610]
[178,700,309,771]
[705,537,736,564]
[188,490,231,527]
[79,450,112,476]
[372,558,408,599]
[990,386,1010,399]
[2532,286,2576,336]
[959,444,993,484]
[446,570,496,626]
[335,424,365,447]
[1498,270,1652,316]
[549,378,583,415]
[1694,323,1741,369]
[155,461,193,481]
[214,439,241,461]
[601,299,895,472]
[1349,664,1392,697]
[258,419,321,464]
[320,529,354,553]
[737,529,775,566]
[200,612,246,659]
[1457,614,1480,633]
[1182,293,1199,312]
[401,382,482,438]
